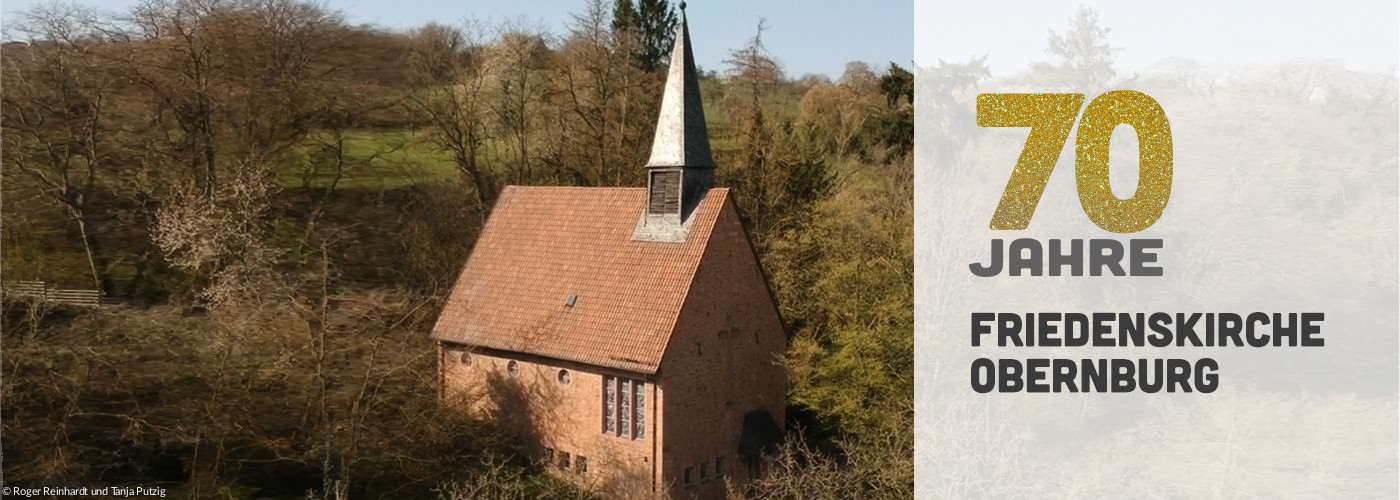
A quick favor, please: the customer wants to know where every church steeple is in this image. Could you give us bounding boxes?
[644,3,714,221]
[647,4,714,170]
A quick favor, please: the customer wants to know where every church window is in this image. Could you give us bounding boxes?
[602,376,646,439]
[634,381,645,438]
[603,376,616,433]
[620,379,632,438]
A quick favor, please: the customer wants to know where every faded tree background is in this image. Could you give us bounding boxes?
[0,0,913,498]
[916,5,1399,498]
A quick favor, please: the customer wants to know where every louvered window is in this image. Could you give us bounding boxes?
[648,170,681,215]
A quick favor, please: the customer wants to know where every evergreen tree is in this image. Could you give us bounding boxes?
[1036,5,1119,89]
[635,0,677,71]
[611,0,637,34]
[612,0,676,72]
[878,62,913,107]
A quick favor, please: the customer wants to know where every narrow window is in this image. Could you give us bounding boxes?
[715,457,724,475]
[633,381,645,439]
[700,461,709,481]
[684,466,693,485]
[604,377,646,439]
[603,376,616,433]
[560,451,571,470]
[544,448,554,464]
[619,379,632,438]
[577,456,588,473]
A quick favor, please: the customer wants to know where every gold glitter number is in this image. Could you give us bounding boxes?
[1075,90,1172,233]
[977,93,1085,230]
[977,91,1172,233]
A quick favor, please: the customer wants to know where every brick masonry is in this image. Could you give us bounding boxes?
[438,196,785,500]
[656,198,787,499]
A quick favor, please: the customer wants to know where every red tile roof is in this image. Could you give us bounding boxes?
[431,186,730,374]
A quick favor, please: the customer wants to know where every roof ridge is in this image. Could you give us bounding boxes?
[502,185,645,190]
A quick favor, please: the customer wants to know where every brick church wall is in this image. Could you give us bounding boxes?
[656,200,788,500]
[441,346,659,495]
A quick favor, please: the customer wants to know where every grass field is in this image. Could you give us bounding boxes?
[274,128,459,190]
[5,86,821,291]
[269,81,805,192]
[701,79,805,156]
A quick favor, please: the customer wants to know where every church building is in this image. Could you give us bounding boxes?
[430,8,786,499]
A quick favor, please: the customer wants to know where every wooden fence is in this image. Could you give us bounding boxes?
[2,280,107,307]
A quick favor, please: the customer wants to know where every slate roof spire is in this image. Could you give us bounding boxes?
[640,3,714,234]
[646,3,714,170]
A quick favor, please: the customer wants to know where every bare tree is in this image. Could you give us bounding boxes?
[486,24,553,185]
[407,21,498,207]
[2,5,123,291]
[553,0,653,186]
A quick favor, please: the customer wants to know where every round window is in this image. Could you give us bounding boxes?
[459,351,472,366]
[558,369,571,385]
[507,360,519,375]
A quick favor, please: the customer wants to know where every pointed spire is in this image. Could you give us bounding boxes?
[646,4,714,169]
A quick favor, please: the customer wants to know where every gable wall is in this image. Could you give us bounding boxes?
[657,200,788,500]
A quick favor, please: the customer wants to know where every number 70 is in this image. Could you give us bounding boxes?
[977,91,1172,233]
